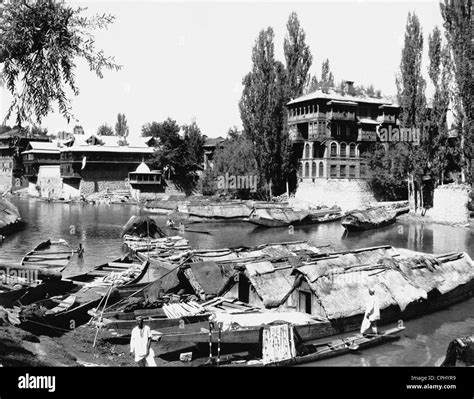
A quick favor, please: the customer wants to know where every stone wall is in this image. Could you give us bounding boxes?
[425,183,471,224]
[130,180,186,202]
[294,178,376,211]
[0,172,12,193]
[79,166,133,196]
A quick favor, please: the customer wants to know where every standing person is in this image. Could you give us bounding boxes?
[360,286,380,336]
[76,243,84,258]
[130,317,156,367]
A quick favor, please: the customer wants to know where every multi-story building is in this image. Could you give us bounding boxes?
[60,135,156,197]
[286,83,400,209]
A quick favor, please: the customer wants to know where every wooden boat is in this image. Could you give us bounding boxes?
[440,335,474,367]
[167,226,213,235]
[21,239,74,273]
[65,253,149,285]
[17,255,151,336]
[248,207,311,227]
[205,326,405,367]
[153,319,334,344]
[0,197,21,235]
[0,279,76,308]
[341,207,397,231]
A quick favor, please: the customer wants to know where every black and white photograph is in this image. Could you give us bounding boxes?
[0,0,472,396]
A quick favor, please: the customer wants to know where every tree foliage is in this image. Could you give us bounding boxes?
[0,0,121,126]
[97,123,114,136]
[115,113,129,137]
[203,128,259,198]
[142,118,202,195]
[239,27,288,195]
[284,12,312,100]
[440,0,473,183]
[182,121,205,167]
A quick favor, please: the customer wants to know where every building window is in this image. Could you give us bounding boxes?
[349,165,356,177]
[349,143,356,157]
[304,162,310,177]
[330,142,337,157]
[340,165,346,177]
[298,162,303,176]
[360,164,366,176]
[319,162,324,177]
[312,162,316,177]
[330,165,337,177]
[299,291,312,314]
[304,143,310,159]
[340,143,347,158]
[346,125,351,135]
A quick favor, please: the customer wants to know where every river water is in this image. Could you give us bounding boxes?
[1,197,473,366]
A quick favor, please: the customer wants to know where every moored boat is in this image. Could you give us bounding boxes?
[341,207,397,231]
[203,326,405,367]
[0,197,21,235]
[248,207,311,227]
[21,239,74,273]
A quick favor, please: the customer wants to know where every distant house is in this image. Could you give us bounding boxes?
[0,128,50,192]
[22,141,61,181]
[202,136,225,171]
[60,134,156,197]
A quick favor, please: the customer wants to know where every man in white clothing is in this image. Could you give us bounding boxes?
[360,286,380,336]
[130,317,156,367]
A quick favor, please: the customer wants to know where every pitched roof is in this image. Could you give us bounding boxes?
[287,89,396,107]
[22,141,60,155]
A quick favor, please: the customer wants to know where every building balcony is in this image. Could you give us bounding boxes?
[288,112,326,123]
[328,111,356,121]
[357,129,378,142]
[61,170,82,179]
[376,114,397,123]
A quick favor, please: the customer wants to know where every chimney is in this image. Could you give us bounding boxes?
[345,80,355,95]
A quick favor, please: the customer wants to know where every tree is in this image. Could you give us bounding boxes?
[204,128,259,198]
[144,118,200,195]
[0,0,121,126]
[30,124,47,136]
[320,59,334,93]
[284,12,312,100]
[239,27,288,197]
[395,12,427,211]
[426,26,455,185]
[440,0,473,184]
[182,121,205,167]
[97,123,114,136]
[115,113,129,137]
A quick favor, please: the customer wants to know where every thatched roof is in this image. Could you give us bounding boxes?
[186,261,235,296]
[249,207,310,223]
[292,248,474,320]
[398,253,474,295]
[344,207,396,224]
[242,261,296,308]
[121,216,166,238]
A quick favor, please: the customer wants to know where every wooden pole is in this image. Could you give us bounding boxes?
[208,321,213,363]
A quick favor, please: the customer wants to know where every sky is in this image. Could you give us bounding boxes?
[0,0,445,139]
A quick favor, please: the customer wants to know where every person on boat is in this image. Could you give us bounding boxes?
[166,218,175,228]
[77,243,84,258]
[130,317,156,367]
[360,286,380,336]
